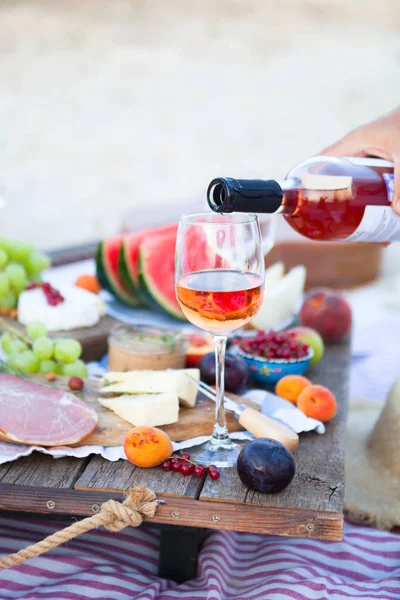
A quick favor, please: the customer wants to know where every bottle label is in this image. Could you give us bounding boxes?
[343,204,400,243]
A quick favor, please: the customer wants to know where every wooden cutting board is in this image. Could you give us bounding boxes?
[38,377,260,446]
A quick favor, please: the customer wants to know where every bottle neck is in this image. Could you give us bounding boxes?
[279,178,301,215]
[207,177,298,215]
[207,177,284,214]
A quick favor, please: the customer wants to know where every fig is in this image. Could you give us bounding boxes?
[237,438,295,493]
[199,352,249,394]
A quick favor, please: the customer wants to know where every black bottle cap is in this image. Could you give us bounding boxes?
[207,177,283,213]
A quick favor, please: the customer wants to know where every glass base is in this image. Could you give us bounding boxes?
[191,438,241,468]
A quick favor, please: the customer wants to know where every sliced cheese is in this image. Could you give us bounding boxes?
[100,368,200,408]
[99,393,179,427]
[250,265,306,330]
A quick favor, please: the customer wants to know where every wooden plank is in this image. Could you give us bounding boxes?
[74,455,202,498]
[200,341,349,515]
[48,242,98,266]
[0,454,88,489]
[0,484,343,541]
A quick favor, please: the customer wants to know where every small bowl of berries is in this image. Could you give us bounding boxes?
[233,330,314,386]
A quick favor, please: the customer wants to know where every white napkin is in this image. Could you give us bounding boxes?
[243,389,325,434]
[0,432,254,466]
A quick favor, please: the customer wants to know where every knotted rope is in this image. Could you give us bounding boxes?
[0,486,158,571]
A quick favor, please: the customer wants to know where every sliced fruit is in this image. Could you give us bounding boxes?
[138,230,184,320]
[249,265,306,330]
[124,426,173,467]
[182,224,209,272]
[185,332,214,368]
[96,237,140,306]
[119,223,178,301]
[75,274,101,294]
[264,261,285,291]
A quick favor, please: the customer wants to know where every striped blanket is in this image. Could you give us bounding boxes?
[0,515,399,599]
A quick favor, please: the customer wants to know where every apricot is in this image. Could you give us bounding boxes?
[275,375,312,405]
[75,274,101,294]
[297,384,337,422]
[124,426,173,468]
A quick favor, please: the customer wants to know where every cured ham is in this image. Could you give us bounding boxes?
[0,374,97,446]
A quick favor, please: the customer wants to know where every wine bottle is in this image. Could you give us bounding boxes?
[207,156,400,242]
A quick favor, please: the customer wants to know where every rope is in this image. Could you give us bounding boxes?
[0,486,158,571]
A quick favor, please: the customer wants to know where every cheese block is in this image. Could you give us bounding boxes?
[100,368,200,408]
[99,393,179,427]
[18,285,105,332]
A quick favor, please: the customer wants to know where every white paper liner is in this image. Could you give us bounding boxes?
[0,391,324,465]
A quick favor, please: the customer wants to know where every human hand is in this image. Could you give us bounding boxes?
[320,106,400,216]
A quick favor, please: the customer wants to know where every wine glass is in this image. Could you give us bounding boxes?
[175,212,265,467]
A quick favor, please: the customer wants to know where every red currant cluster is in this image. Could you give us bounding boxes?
[26,282,65,306]
[161,452,220,480]
[237,330,309,360]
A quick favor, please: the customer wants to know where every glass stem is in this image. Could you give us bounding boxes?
[211,335,229,444]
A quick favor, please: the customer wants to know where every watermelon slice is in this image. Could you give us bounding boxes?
[138,229,184,320]
[96,236,141,306]
[119,223,178,301]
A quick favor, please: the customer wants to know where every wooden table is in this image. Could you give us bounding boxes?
[0,341,349,580]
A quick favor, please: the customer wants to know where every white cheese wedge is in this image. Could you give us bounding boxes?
[18,285,105,332]
[99,393,179,427]
[250,265,306,330]
[100,368,200,408]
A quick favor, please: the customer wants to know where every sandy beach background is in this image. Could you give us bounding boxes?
[0,0,399,272]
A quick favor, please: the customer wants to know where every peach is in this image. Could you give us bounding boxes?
[124,426,173,468]
[275,375,312,405]
[299,288,352,343]
[297,384,337,422]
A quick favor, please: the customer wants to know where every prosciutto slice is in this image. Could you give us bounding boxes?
[0,374,97,446]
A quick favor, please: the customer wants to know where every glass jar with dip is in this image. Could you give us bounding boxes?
[108,324,187,371]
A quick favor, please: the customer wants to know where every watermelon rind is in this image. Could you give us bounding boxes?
[96,240,140,307]
[118,224,179,307]
[138,235,185,321]
[118,234,149,305]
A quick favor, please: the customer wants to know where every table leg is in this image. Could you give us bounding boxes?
[156,525,208,582]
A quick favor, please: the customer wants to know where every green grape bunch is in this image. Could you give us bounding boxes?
[0,238,51,312]
[0,319,88,378]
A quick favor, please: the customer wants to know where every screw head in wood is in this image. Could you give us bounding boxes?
[306,523,315,532]
[212,515,221,522]
[91,504,100,513]
[46,500,55,510]
[171,511,180,519]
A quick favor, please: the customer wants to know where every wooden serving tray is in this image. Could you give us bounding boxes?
[31,376,260,446]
